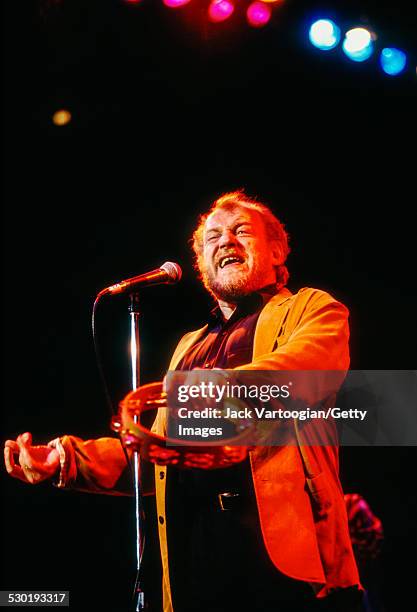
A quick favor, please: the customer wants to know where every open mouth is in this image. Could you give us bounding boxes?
[218,255,245,269]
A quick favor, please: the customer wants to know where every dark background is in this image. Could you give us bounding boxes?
[2,1,416,610]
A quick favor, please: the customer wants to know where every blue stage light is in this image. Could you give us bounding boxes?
[342,27,374,62]
[380,47,407,75]
[308,19,341,51]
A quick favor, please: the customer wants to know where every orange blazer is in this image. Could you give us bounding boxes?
[60,287,361,612]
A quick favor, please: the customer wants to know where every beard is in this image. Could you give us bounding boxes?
[202,260,273,302]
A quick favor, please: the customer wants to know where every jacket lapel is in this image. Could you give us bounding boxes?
[253,288,293,357]
[168,325,208,370]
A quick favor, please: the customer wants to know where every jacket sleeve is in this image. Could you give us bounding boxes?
[50,434,155,496]
[240,289,350,372]
[236,289,350,409]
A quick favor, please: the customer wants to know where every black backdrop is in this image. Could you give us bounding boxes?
[2,1,416,610]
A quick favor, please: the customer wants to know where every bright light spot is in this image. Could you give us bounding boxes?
[380,47,407,76]
[163,0,191,8]
[342,27,374,62]
[208,0,234,23]
[344,28,371,52]
[308,19,341,50]
[247,2,271,28]
[52,110,72,126]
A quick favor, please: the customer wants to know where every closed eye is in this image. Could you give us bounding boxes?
[205,233,220,243]
[236,224,252,236]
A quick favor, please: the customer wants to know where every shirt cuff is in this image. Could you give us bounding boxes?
[47,437,69,488]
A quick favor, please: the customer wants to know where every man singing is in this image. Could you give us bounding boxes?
[4,190,362,611]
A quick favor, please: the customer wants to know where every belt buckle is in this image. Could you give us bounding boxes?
[218,491,240,511]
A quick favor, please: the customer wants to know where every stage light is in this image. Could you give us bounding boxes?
[308,19,341,50]
[163,0,191,8]
[342,27,374,62]
[380,47,407,76]
[52,109,72,126]
[208,0,234,23]
[247,2,271,28]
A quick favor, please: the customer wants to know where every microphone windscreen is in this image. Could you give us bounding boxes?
[160,261,182,283]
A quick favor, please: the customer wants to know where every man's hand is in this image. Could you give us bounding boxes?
[163,368,231,411]
[4,432,60,484]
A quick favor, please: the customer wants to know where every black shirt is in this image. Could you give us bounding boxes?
[176,285,278,371]
[171,285,278,497]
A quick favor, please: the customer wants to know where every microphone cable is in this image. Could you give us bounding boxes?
[91,293,134,477]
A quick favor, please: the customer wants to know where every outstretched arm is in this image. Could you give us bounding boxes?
[4,432,154,496]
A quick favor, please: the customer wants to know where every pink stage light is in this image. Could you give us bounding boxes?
[247,2,271,28]
[208,0,235,23]
[163,0,191,8]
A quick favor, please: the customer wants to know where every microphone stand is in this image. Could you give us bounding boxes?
[129,292,146,612]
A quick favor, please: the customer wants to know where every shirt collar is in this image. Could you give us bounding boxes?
[208,283,280,326]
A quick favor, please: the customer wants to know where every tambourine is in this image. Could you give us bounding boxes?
[111,382,254,469]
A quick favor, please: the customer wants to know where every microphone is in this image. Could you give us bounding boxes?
[97,261,182,298]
